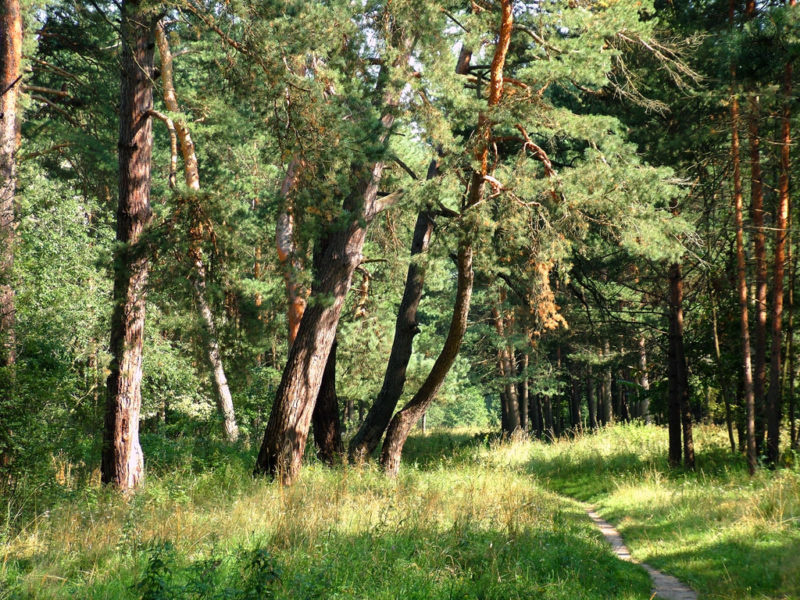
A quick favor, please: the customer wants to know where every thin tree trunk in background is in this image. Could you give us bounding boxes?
[102,1,156,490]
[493,304,521,434]
[711,290,736,452]
[667,264,683,467]
[730,0,758,474]
[602,340,613,424]
[380,242,474,475]
[638,337,651,424]
[766,22,793,466]
[570,375,581,432]
[519,353,529,431]
[587,365,597,429]
[675,264,695,468]
[748,94,768,453]
[154,23,238,442]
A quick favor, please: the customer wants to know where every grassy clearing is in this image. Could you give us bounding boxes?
[527,424,800,600]
[1,432,650,599]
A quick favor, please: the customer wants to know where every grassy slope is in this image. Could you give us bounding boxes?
[1,432,651,599]
[527,424,800,600]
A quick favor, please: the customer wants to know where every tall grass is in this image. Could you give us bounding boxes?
[1,431,650,599]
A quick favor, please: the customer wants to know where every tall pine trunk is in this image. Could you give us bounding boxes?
[102,0,156,490]
[766,27,793,466]
[0,0,20,370]
[748,95,769,453]
[730,0,758,474]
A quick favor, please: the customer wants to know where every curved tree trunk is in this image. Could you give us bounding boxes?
[380,242,474,476]
[348,207,435,461]
[154,23,239,441]
[102,1,156,490]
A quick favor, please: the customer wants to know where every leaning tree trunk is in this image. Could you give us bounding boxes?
[154,23,239,442]
[766,32,793,466]
[311,338,343,465]
[730,0,758,474]
[348,206,436,461]
[102,0,156,491]
[380,242,474,476]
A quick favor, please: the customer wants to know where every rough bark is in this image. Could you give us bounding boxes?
[0,0,21,369]
[766,34,793,466]
[348,204,436,461]
[380,243,474,476]
[730,0,758,474]
[154,23,238,442]
[102,1,156,490]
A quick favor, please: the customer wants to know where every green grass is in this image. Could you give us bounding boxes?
[527,423,800,600]
[1,431,651,599]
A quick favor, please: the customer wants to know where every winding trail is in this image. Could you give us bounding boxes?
[585,507,698,600]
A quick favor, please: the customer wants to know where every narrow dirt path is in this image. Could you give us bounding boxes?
[585,507,698,600]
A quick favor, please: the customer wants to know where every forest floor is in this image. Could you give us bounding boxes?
[0,424,798,599]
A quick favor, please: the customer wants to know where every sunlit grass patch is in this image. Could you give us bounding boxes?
[528,423,800,599]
